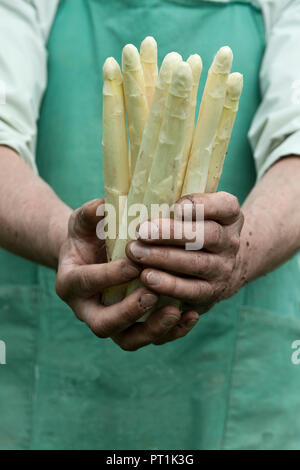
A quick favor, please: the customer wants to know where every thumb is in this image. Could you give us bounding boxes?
[69,198,105,238]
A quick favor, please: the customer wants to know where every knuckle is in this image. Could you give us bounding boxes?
[72,203,94,235]
[196,281,214,304]
[146,323,162,342]
[207,222,223,248]
[222,259,235,278]
[169,275,180,297]
[119,259,128,271]
[215,281,228,299]
[200,254,212,275]
[218,192,240,220]
[190,253,210,276]
[205,282,215,303]
[158,247,169,262]
[186,280,204,302]
[78,269,92,293]
[135,320,155,343]
[229,234,240,253]
[228,195,240,216]
[118,259,135,281]
[215,224,224,245]
[55,270,72,301]
[220,192,239,210]
[90,314,111,339]
[190,253,201,275]
[92,322,110,339]
[99,263,110,284]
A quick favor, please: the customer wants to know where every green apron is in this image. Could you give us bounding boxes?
[1,0,300,450]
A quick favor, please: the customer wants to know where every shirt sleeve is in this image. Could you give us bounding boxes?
[0,0,59,172]
[249,0,300,179]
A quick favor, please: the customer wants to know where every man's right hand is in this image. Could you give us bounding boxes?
[56,199,199,351]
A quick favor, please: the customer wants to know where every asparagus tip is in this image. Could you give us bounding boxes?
[157,52,182,87]
[170,61,193,97]
[103,57,122,83]
[227,72,244,100]
[140,36,157,63]
[212,46,233,74]
[187,54,203,83]
[122,43,140,70]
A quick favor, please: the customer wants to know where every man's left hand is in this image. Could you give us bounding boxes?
[126,191,244,315]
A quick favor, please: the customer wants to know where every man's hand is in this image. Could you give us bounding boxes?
[126,192,244,315]
[56,198,200,350]
[1,147,299,348]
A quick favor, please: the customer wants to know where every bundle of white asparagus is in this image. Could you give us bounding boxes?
[101,37,243,308]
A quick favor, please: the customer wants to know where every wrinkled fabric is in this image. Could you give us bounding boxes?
[248,0,300,178]
[0,0,300,450]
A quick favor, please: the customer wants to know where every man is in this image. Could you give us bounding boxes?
[0,0,299,450]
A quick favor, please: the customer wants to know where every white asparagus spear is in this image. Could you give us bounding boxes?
[142,61,193,209]
[182,46,233,196]
[169,68,240,317]
[102,57,130,260]
[122,44,148,176]
[110,52,182,263]
[174,54,203,200]
[112,52,182,261]
[125,61,193,303]
[140,36,158,109]
[103,52,182,306]
[205,72,243,193]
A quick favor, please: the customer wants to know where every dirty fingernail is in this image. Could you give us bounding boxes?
[185,318,199,328]
[138,221,159,239]
[180,198,194,207]
[146,271,161,286]
[121,263,140,279]
[129,242,150,260]
[140,293,158,309]
[161,315,179,328]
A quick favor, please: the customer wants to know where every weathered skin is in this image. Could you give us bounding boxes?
[0,146,300,350]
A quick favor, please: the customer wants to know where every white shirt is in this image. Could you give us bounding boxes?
[0,0,299,178]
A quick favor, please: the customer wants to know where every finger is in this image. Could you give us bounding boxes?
[61,259,141,298]
[153,310,200,345]
[141,268,213,304]
[231,210,244,235]
[127,241,223,279]
[176,191,241,225]
[137,218,229,253]
[69,198,104,238]
[112,305,181,351]
[83,287,159,338]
